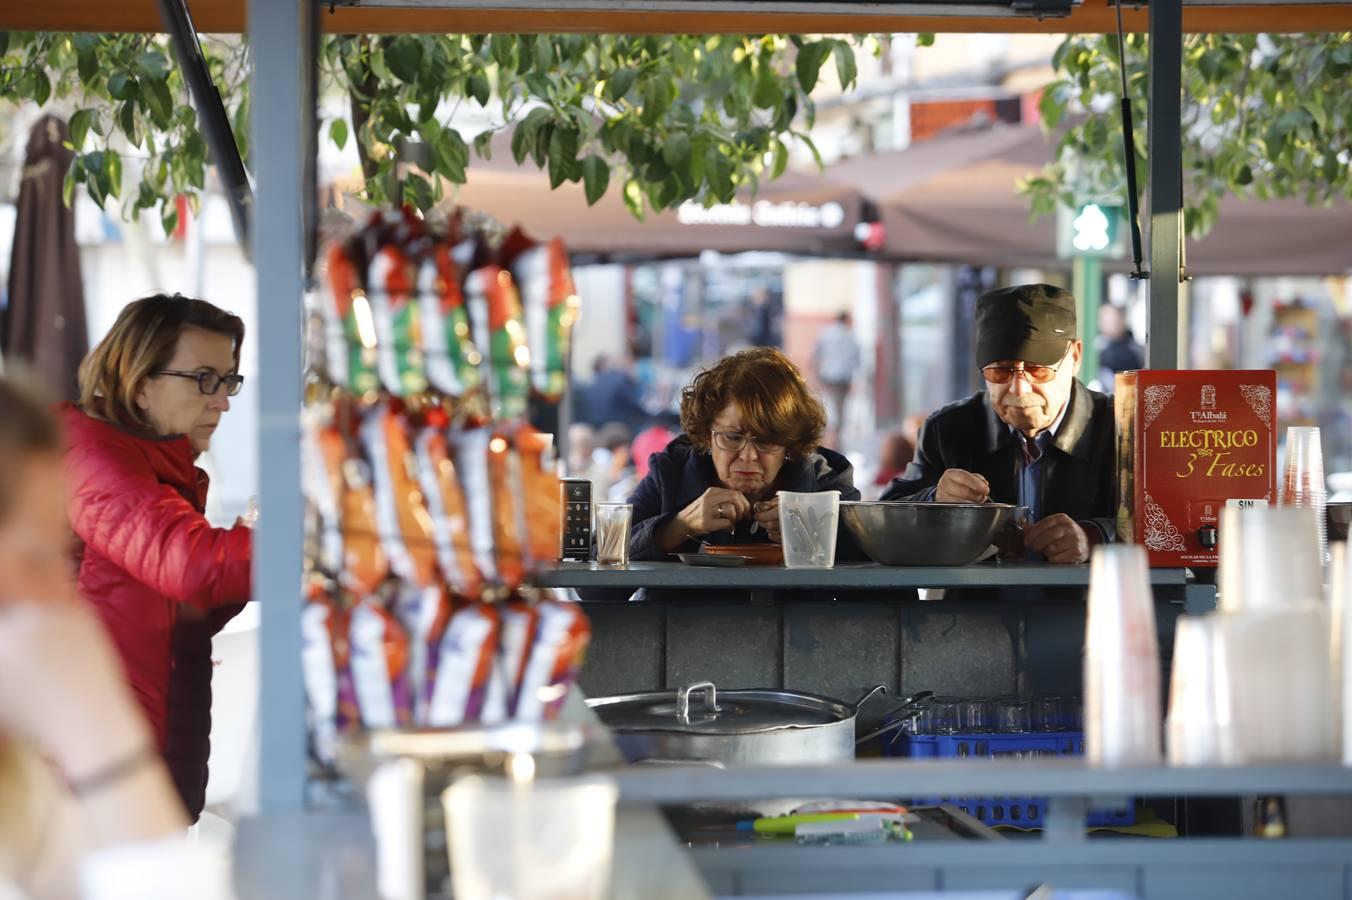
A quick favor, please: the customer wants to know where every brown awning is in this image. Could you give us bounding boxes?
[830,124,1352,277]
[452,146,871,259]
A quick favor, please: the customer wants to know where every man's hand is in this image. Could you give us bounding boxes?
[935,469,990,504]
[1024,514,1091,564]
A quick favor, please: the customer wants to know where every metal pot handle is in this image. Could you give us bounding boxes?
[852,684,889,712]
[676,681,720,723]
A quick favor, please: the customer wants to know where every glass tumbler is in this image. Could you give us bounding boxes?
[998,699,1032,733]
[931,697,961,735]
[594,503,632,566]
[1033,695,1065,732]
[958,698,992,732]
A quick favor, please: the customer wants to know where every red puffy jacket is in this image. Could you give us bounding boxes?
[59,404,252,820]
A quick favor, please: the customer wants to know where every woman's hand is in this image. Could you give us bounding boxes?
[676,487,753,538]
[753,499,782,543]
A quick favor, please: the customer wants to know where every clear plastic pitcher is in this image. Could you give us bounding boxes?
[778,490,841,568]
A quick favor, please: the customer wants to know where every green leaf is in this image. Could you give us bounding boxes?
[162,201,179,237]
[832,40,858,91]
[473,130,494,160]
[797,133,824,170]
[1236,164,1254,186]
[77,47,98,84]
[705,146,734,201]
[68,109,95,151]
[533,37,554,74]
[532,120,554,168]
[662,132,692,169]
[622,178,645,219]
[438,129,469,182]
[467,72,491,107]
[106,150,123,199]
[490,34,515,70]
[0,32,10,57]
[547,125,580,188]
[795,42,829,93]
[62,158,81,208]
[581,154,609,206]
[511,122,533,165]
[329,118,349,151]
[117,102,141,148]
[144,79,174,126]
[32,72,51,106]
[771,138,789,180]
[386,37,424,84]
[108,72,139,101]
[403,172,435,210]
[606,68,636,103]
[752,62,780,109]
[135,50,169,80]
[917,33,936,48]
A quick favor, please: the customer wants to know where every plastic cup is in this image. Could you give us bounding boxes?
[444,774,618,900]
[1166,615,1224,767]
[594,503,632,566]
[778,490,841,569]
[1218,505,1323,613]
[1281,426,1328,565]
[1215,606,1335,765]
[1084,545,1162,767]
[1332,542,1352,764]
[366,759,424,900]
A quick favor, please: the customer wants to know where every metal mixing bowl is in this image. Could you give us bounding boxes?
[839,500,1014,566]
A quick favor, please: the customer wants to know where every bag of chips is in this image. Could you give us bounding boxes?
[348,597,413,729]
[362,404,439,588]
[367,245,428,397]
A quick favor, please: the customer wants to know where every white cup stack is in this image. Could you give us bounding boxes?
[1207,505,1336,764]
[1084,544,1162,767]
[1166,615,1224,767]
[1331,542,1352,765]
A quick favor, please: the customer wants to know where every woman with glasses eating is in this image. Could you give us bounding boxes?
[881,284,1116,564]
[58,293,253,823]
[627,347,861,561]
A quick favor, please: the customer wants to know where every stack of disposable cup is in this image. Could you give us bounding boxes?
[1218,505,1323,613]
[1333,542,1352,765]
[1212,504,1336,764]
[1166,615,1224,767]
[1281,425,1329,566]
[1084,544,1162,767]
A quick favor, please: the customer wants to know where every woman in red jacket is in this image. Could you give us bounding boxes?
[61,293,253,823]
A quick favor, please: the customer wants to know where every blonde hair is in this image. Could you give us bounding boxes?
[78,293,244,432]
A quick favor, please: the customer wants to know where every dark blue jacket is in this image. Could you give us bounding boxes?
[628,436,862,561]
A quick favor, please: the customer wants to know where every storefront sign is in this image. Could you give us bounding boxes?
[676,200,847,230]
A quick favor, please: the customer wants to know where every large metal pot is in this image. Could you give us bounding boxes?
[840,500,1013,566]
[586,681,891,767]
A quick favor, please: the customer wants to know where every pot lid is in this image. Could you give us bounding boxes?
[586,681,854,735]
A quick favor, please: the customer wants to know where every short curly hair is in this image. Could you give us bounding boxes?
[680,348,827,460]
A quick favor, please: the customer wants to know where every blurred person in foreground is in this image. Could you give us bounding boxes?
[59,294,254,823]
[628,347,860,560]
[0,375,225,900]
[881,284,1114,564]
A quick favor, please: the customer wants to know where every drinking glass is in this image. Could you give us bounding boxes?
[594,503,632,566]
[931,697,961,735]
[1033,695,1065,732]
[997,699,1031,733]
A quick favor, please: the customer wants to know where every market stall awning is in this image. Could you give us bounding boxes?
[829,123,1352,277]
[12,0,1352,34]
[451,145,872,259]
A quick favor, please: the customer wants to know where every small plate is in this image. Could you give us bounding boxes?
[677,553,749,568]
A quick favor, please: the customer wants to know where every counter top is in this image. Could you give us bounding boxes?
[536,560,1191,591]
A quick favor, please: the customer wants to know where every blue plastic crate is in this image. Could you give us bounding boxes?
[884,730,1136,829]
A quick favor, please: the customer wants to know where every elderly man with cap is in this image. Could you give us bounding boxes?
[881,283,1114,564]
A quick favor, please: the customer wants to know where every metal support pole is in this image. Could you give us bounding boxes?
[1146,0,1183,368]
[250,0,307,814]
[1073,256,1102,382]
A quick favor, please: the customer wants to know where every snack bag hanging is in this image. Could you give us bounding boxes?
[348,597,413,729]
[393,583,451,724]
[510,235,578,402]
[425,602,500,727]
[514,599,591,722]
[451,427,500,587]
[338,453,389,597]
[411,418,484,598]
[418,244,483,398]
[465,265,530,421]
[301,578,345,761]
[326,243,380,396]
[362,404,439,588]
[498,593,540,716]
[513,423,563,567]
[486,428,527,591]
[301,407,347,576]
[367,245,428,397]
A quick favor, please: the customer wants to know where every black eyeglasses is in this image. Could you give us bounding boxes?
[712,431,786,455]
[155,369,245,397]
